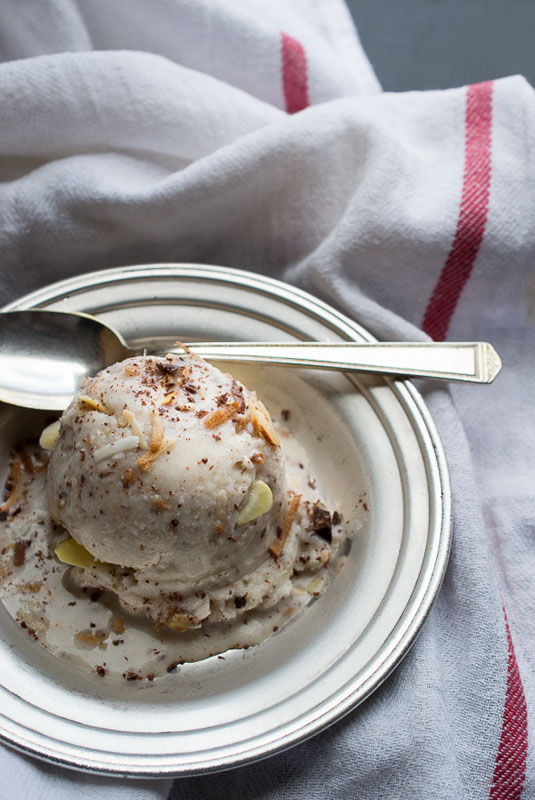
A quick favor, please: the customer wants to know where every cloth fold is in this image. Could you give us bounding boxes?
[0,2,533,798]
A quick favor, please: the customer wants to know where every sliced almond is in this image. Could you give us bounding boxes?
[269,493,301,558]
[204,401,239,430]
[39,419,61,451]
[237,480,273,526]
[55,537,95,568]
[249,396,280,446]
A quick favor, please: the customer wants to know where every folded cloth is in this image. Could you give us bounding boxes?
[0,2,533,799]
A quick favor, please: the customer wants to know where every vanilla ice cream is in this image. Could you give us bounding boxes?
[46,352,337,632]
[0,351,354,674]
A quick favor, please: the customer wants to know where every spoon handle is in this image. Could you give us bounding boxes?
[183,341,502,384]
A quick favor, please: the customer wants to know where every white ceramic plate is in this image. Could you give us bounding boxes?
[0,264,451,776]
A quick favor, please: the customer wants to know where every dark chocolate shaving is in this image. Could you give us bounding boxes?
[13,540,27,567]
[311,505,332,543]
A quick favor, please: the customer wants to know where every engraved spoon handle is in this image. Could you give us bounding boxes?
[184,342,502,384]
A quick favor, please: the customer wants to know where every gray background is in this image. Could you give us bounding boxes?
[346,0,534,91]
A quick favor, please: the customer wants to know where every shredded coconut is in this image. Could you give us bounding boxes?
[121,409,147,449]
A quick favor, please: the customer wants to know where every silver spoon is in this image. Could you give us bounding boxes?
[0,310,502,411]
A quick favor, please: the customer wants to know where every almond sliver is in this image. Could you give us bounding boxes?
[55,537,95,568]
[204,401,239,429]
[249,396,280,446]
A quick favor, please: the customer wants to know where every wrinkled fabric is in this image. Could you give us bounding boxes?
[0,2,533,799]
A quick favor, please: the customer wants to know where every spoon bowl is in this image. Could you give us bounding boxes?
[0,311,129,410]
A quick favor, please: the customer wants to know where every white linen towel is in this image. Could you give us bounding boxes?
[0,2,533,798]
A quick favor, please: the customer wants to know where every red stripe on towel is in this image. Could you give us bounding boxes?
[280,32,309,114]
[422,81,494,340]
[489,611,528,800]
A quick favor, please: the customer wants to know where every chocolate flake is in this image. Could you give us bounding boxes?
[311,505,332,543]
[124,671,142,681]
[13,540,27,567]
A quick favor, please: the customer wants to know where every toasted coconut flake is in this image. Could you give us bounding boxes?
[137,450,158,470]
[78,395,110,414]
[269,493,301,558]
[122,409,147,449]
[15,443,34,474]
[111,617,125,635]
[17,582,43,593]
[204,401,239,430]
[174,341,191,354]
[137,411,168,470]
[137,438,173,471]
[1,460,22,514]
[74,630,107,649]
[149,411,165,452]
[249,396,280,446]
[93,436,139,463]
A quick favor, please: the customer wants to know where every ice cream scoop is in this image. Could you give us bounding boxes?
[46,352,295,629]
